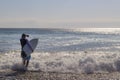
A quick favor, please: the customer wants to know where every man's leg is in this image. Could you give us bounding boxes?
[25,55,31,67]
[23,59,25,66]
[26,60,29,67]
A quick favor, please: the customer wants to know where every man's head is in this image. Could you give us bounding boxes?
[22,33,29,38]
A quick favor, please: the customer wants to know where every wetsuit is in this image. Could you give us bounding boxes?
[20,38,31,60]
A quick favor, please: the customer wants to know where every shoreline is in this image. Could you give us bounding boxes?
[1,70,120,80]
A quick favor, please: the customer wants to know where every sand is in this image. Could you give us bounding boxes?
[0,70,120,80]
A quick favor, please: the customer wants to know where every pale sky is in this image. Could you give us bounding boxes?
[0,0,120,28]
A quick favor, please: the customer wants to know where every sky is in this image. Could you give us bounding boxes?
[0,0,120,28]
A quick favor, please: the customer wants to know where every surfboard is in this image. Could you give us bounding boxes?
[23,38,38,56]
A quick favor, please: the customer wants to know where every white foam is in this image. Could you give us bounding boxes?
[0,51,120,73]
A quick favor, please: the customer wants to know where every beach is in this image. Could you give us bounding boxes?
[1,70,120,80]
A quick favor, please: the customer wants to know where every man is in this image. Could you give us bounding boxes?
[20,33,33,68]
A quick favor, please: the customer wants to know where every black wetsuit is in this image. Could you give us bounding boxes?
[20,38,27,58]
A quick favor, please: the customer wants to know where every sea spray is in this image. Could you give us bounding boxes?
[0,51,120,73]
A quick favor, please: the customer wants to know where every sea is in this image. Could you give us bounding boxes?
[1,28,120,73]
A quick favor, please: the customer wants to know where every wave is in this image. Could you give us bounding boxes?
[70,28,120,34]
[0,50,120,74]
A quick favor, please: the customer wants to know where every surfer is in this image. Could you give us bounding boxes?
[20,33,33,68]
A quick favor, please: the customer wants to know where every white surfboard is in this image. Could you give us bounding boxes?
[23,38,38,56]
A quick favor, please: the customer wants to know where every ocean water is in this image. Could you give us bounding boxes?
[1,28,120,73]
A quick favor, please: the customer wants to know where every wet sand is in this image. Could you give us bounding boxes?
[1,70,120,80]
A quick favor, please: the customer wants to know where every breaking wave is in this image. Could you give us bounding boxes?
[1,50,120,74]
